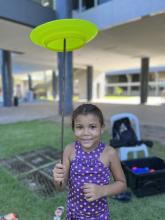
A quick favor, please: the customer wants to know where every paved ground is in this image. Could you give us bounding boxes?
[0,101,58,124]
[0,101,165,145]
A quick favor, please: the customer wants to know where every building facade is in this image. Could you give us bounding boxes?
[1,0,165,108]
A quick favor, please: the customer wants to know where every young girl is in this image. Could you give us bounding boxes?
[53,104,126,220]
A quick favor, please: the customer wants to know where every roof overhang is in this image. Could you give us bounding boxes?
[0,12,165,74]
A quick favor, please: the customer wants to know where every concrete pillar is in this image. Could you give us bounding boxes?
[52,70,58,99]
[126,74,131,95]
[27,74,34,102]
[28,74,32,90]
[43,71,48,98]
[56,0,73,115]
[87,65,93,101]
[58,52,73,114]
[1,50,13,106]
[140,57,149,104]
[155,72,159,96]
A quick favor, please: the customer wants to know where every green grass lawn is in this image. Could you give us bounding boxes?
[0,120,165,220]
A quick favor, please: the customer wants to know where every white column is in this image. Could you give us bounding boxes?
[155,72,159,96]
[126,74,132,96]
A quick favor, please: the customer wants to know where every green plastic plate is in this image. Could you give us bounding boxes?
[30,18,98,52]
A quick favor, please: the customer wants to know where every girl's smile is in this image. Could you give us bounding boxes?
[74,114,103,152]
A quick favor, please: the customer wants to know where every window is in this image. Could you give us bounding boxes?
[132,74,139,82]
[72,0,79,10]
[82,0,95,10]
[149,73,155,82]
[106,75,127,83]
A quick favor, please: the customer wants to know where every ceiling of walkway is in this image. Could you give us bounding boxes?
[0,12,165,74]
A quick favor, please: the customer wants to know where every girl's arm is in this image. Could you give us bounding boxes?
[103,147,127,196]
[53,144,72,190]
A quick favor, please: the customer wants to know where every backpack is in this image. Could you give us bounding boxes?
[110,117,153,148]
[110,117,138,148]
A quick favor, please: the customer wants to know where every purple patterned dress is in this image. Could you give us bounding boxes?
[66,141,110,220]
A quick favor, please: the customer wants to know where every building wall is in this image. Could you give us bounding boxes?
[73,0,165,101]
[74,68,106,101]
[73,0,165,30]
[93,71,105,99]
[0,0,55,27]
[74,68,87,100]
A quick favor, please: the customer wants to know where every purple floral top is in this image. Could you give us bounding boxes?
[66,141,110,220]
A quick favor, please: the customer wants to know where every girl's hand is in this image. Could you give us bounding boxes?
[83,183,104,202]
[53,163,65,185]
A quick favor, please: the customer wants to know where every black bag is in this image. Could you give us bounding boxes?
[110,117,153,148]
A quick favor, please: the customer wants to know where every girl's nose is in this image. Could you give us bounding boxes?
[83,128,89,135]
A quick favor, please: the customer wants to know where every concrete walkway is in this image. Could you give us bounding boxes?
[0,101,58,124]
[0,101,165,145]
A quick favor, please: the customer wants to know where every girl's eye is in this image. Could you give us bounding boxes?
[75,125,83,129]
[90,125,97,129]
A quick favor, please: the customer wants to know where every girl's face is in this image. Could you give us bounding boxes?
[73,113,103,152]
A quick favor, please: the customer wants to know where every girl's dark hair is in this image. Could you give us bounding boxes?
[72,103,104,130]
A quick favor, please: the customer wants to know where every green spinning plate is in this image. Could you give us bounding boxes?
[30,18,98,52]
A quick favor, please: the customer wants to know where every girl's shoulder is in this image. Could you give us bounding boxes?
[64,143,74,154]
[100,144,118,167]
[104,145,118,159]
[64,143,76,161]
